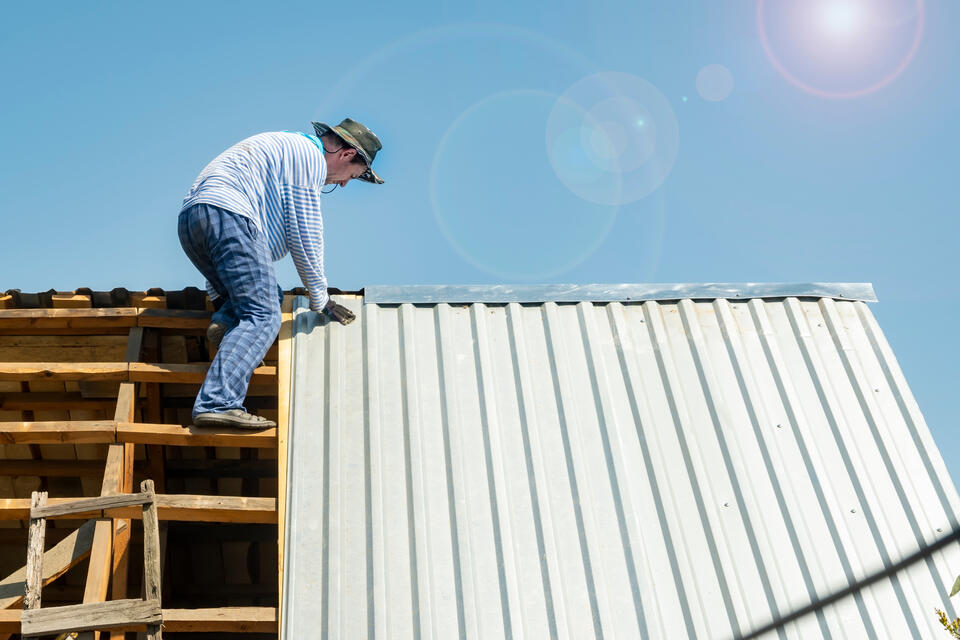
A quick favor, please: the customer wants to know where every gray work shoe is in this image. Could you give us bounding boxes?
[207,321,228,351]
[194,409,277,430]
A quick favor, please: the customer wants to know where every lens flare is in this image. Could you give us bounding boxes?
[757,0,924,99]
[546,72,679,205]
[696,64,735,102]
[431,90,619,280]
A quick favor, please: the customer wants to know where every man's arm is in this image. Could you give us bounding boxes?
[282,184,354,324]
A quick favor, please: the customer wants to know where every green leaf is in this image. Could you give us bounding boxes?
[950,575,960,598]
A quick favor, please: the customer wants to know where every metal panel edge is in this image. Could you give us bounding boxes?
[363,283,878,304]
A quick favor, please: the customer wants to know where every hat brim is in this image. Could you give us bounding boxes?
[312,121,384,184]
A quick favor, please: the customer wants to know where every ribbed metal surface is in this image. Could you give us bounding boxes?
[283,294,960,640]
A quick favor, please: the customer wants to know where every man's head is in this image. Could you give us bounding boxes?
[312,118,384,188]
[320,133,368,187]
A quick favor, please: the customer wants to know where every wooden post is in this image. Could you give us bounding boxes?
[141,480,162,640]
[23,491,48,611]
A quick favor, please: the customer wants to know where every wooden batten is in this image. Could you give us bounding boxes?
[0,495,277,523]
[0,420,117,444]
[117,422,277,448]
[0,607,277,634]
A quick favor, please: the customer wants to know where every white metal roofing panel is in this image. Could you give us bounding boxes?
[283,292,960,640]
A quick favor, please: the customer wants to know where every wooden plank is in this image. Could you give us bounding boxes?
[0,328,132,336]
[0,519,96,609]
[0,495,276,523]
[33,492,152,519]
[23,491,47,610]
[141,480,162,640]
[160,607,277,633]
[0,607,277,634]
[79,520,113,640]
[0,346,129,363]
[277,295,293,617]
[51,294,93,309]
[137,308,211,329]
[0,363,128,382]
[0,420,116,444]
[127,362,277,384]
[151,494,276,523]
[117,422,276,448]
[0,336,130,348]
[20,598,161,636]
[0,392,116,411]
[0,460,110,478]
[0,308,138,330]
[128,294,166,309]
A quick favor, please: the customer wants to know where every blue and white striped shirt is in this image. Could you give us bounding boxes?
[181,131,330,311]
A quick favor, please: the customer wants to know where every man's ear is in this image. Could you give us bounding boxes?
[342,147,358,161]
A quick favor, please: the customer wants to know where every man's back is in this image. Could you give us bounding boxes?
[181,131,327,230]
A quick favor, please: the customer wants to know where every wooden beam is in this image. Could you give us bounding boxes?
[0,363,128,382]
[20,599,161,636]
[0,519,96,609]
[128,362,277,384]
[159,607,277,633]
[23,491,47,611]
[117,422,277,448]
[136,308,211,329]
[0,607,277,634]
[141,480,162,640]
[0,420,116,444]
[0,392,116,411]
[51,294,93,308]
[0,495,277,523]
[110,380,138,640]
[0,308,138,330]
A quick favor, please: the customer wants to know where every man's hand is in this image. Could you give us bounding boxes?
[324,300,356,325]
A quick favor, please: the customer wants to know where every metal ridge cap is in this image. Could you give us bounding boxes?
[361,283,878,304]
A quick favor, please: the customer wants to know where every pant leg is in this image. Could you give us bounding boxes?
[179,208,240,330]
[179,204,281,416]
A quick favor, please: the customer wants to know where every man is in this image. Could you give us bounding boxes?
[178,118,383,429]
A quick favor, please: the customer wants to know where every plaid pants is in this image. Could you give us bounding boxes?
[178,203,283,417]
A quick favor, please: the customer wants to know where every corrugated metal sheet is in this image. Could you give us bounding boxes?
[283,292,960,640]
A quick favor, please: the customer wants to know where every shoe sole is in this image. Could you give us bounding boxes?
[193,415,277,430]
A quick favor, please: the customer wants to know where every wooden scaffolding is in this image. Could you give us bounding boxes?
[0,288,294,638]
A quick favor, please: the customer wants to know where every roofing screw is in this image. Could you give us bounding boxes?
[776,424,782,429]
[938,528,943,533]
[850,508,857,514]
[723,502,729,508]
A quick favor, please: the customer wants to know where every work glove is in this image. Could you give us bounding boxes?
[323,300,356,325]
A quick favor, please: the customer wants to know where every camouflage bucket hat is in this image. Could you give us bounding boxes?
[312,118,384,184]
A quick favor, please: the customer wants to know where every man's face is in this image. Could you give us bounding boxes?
[324,146,368,188]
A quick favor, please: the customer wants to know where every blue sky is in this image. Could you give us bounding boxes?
[2,2,958,479]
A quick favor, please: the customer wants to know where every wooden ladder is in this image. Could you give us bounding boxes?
[20,481,163,639]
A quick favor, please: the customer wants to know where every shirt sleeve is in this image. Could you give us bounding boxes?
[283,184,329,312]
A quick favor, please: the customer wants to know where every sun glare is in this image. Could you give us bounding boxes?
[820,1,864,38]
